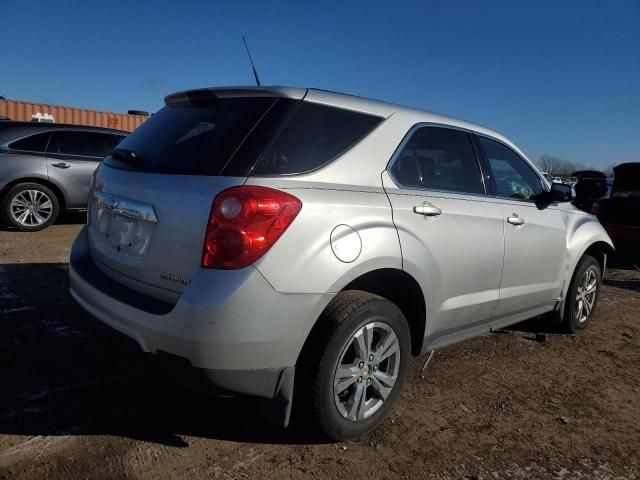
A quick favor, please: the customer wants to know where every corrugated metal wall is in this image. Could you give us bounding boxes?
[0,99,148,132]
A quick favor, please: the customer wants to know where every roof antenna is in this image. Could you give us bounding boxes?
[242,35,261,86]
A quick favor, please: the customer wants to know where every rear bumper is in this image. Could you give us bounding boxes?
[69,226,331,401]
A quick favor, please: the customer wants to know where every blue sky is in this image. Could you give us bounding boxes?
[1,0,638,168]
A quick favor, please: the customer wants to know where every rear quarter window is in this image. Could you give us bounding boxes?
[252,102,383,175]
[8,132,51,153]
[49,131,119,158]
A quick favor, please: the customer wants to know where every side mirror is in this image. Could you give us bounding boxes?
[550,182,575,202]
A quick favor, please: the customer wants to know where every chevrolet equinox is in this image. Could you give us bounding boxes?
[69,87,613,440]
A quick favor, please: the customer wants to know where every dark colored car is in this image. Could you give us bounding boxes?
[572,170,608,213]
[0,122,126,231]
[592,163,640,248]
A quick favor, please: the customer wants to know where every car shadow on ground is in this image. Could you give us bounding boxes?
[0,211,87,231]
[603,251,640,292]
[0,263,326,447]
[498,317,567,336]
[2,254,637,448]
[603,278,640,292]
[607,250,640,271]
[58,210,88,225]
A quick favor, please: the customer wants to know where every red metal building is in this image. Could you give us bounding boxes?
[0,98,148,132]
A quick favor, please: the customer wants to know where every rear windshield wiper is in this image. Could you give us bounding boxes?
[109,148,145,168]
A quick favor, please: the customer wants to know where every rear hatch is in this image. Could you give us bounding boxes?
[87,88,304,303]
[599,163,640,227]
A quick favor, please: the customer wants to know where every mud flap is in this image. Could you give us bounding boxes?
[258,366,295,428]
[553,299,566,322]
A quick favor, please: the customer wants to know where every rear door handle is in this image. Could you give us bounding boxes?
[413,204,442,217]
[507,214,525,225]
[51,162,71,169]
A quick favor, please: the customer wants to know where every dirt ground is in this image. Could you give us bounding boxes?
[1,219,639,479]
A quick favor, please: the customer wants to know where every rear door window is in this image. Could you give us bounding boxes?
[252,102,382,175]
[8,132,51,153]
[48,131,117,159]
[105,97,276,175]
[389,126,485,194]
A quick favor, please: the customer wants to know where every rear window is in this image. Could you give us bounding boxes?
[252,102,382,175]
[105,97,276,175]
[104,96,383,176]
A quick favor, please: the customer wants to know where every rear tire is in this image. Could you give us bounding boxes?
[301,290,411,441]
[1,182,60,231]
[562,255,602,333]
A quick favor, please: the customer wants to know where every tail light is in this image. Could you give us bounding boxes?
[202,186,302,269]
[591,202,599,216]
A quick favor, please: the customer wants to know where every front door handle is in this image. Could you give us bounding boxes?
[51,162,71,169]
[413,204,442,217]
[507,213,525,225]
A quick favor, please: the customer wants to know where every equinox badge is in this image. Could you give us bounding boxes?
[160,272,191,285]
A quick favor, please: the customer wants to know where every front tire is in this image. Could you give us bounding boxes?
[308,291,411,441]
[562,255,602,333]
[2,182,60,231]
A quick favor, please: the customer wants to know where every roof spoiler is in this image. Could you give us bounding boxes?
[164,87,307,106]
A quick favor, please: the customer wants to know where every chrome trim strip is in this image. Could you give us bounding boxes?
[48,152,104,160]
[93,191,158,223]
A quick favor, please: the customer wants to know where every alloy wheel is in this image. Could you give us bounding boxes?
[10,189,54,227]
[574,266,598,323]
[333,322,401,421]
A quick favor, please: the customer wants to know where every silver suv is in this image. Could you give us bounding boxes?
[69,87,613,440]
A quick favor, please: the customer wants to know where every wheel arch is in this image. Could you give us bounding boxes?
[555,236,614,321]
[582,241,615,275]
[299,268,427,361]
[1,176,67,211]
[563,217,614,293]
